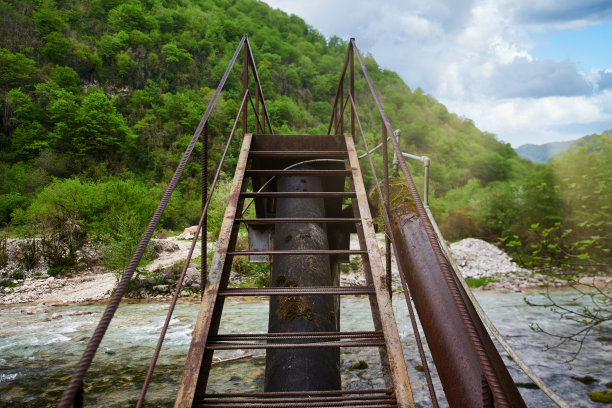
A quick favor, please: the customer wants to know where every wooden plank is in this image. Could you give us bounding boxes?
[344,134,415,408]
[174,133,253,408]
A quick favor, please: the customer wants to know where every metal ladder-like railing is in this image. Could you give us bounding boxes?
[58,35,273,408]
[174,131,415,407]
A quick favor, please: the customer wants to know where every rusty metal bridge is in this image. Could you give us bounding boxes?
[57,36,568,408]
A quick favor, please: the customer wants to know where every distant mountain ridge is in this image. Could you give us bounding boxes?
[514,140,574,163]
[515,131,610,162]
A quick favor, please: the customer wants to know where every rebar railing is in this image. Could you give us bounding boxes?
[58,35,273,408]
[329,38,518,407]
[330,38,567,408]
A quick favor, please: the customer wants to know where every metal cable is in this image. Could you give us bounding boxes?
[57,35,248,407]
[352,39,510,407]
[348,93,439,407]
[202,121,208,293]
[135,90,250,407]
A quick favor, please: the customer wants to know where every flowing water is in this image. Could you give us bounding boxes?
[0,288,610,407]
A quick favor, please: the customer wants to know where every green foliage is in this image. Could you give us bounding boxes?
[0,0,608,286]
[49,66,81,94]
[231,256,270,288]
[42,32,70,64]
[0,48,39,91]
[206,178,233,237]
[100,209,153,274]
[496,133,612,274]
[24,177,161,237]
[47,266,65,277]
[10,269,23,280]
[464,277,497,288]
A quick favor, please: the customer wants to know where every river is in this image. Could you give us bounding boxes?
[0,288,610,407]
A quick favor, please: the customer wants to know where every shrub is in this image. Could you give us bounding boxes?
[0,236,7,268]
[16,239,39,270]
[47,266,65,277]
[40,219,86,270]
[101,210,153,275]
[11,269,24,280]
[464,277,496,288]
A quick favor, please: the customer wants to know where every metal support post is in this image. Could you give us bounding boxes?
[392,129,400,176]
[201,121,208,294]
[382,124,391,298]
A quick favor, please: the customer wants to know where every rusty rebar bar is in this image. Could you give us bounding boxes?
[347,92,439,407]
[57,35,248,408]
[135,90,250,407]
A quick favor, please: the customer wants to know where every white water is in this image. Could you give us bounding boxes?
[0,289,610,407]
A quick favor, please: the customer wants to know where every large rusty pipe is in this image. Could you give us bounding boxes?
[391,209,491,407]
[265,171,340,391]
[390,206,527,407]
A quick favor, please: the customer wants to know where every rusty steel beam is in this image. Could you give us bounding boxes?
[344,134,415,408]
[174,133,253,408]
[236,217,360,224]
[241,191,355,198]
[218,286,376,296]
[248,150,348,158]
[246,169,351,176]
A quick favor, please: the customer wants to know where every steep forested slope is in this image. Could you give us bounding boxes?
[0,0,608,275]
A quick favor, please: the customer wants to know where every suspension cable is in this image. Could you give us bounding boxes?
[135,90,250,407]
[347,92,440,406]
[423,207,572,408]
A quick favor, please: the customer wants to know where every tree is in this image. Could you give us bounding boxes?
[161,43,193,71]
[72,88,135,167]
[12,121,48,159]
[42,32,70,64]
[0,48,39,132]
[49,66,81,95]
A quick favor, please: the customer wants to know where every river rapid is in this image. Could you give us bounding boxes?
[0,288,610,407]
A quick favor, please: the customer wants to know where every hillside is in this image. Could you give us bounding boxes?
[0,0,609,277]
[0,0,530,222]
[515,131,610,162]
[515,140,573,162]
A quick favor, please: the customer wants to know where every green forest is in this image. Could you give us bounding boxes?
[0,0,610,276]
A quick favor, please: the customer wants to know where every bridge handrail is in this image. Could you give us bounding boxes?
[336,38,570,408]
[332,38,512,407]
[58,35,273,407]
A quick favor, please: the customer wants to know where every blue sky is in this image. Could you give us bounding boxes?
[264,0,612,147]
[531,22,612,71]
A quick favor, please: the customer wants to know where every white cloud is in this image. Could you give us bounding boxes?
[442,91,612,145]
[264,0,612,146]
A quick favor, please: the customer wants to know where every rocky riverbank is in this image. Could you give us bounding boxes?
[1,234,608,305]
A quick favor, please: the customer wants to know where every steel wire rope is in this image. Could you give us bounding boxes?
[352,38,511,407]
[56,35,249,408]
[346,92,439,407]
[135,90,251,407]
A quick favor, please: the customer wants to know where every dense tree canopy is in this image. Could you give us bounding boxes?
[0,0,609,274]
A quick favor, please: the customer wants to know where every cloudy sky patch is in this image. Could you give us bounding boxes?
[265,0,612,146]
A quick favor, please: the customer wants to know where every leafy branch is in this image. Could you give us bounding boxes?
[525,280,612,361]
